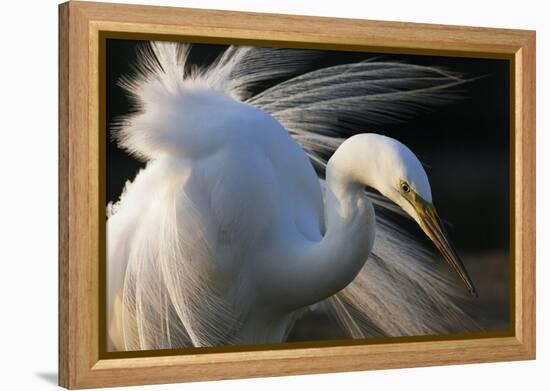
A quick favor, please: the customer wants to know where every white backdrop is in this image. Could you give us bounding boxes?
[0,0,546,389]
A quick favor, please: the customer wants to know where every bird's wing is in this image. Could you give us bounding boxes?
[107,160,248,350]
[221,48,480,337]
[108,42,318,349]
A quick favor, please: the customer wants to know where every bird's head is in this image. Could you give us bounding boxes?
[340,134,477,297]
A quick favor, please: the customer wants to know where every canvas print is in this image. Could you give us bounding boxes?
[105,39,510,352]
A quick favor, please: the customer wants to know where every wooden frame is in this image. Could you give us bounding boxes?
[59,1,536,389]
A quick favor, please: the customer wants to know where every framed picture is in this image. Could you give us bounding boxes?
[59,1,536,389]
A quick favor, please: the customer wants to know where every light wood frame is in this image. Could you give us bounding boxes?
[59,1,536,389]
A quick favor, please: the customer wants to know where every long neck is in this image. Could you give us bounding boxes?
[267,142,377,310]
[312,149,377,296]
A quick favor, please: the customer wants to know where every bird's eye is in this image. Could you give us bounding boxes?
[400,182,411,193]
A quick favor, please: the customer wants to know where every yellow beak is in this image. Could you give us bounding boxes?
[411,193,478,297]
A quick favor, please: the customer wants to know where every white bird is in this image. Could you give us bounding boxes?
[107,42,478,351]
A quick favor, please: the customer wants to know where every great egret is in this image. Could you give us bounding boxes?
[107,42,478,351]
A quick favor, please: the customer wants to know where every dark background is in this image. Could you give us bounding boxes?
[106,39,510,338]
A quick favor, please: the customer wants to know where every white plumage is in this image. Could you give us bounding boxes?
[107,42,478,351]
